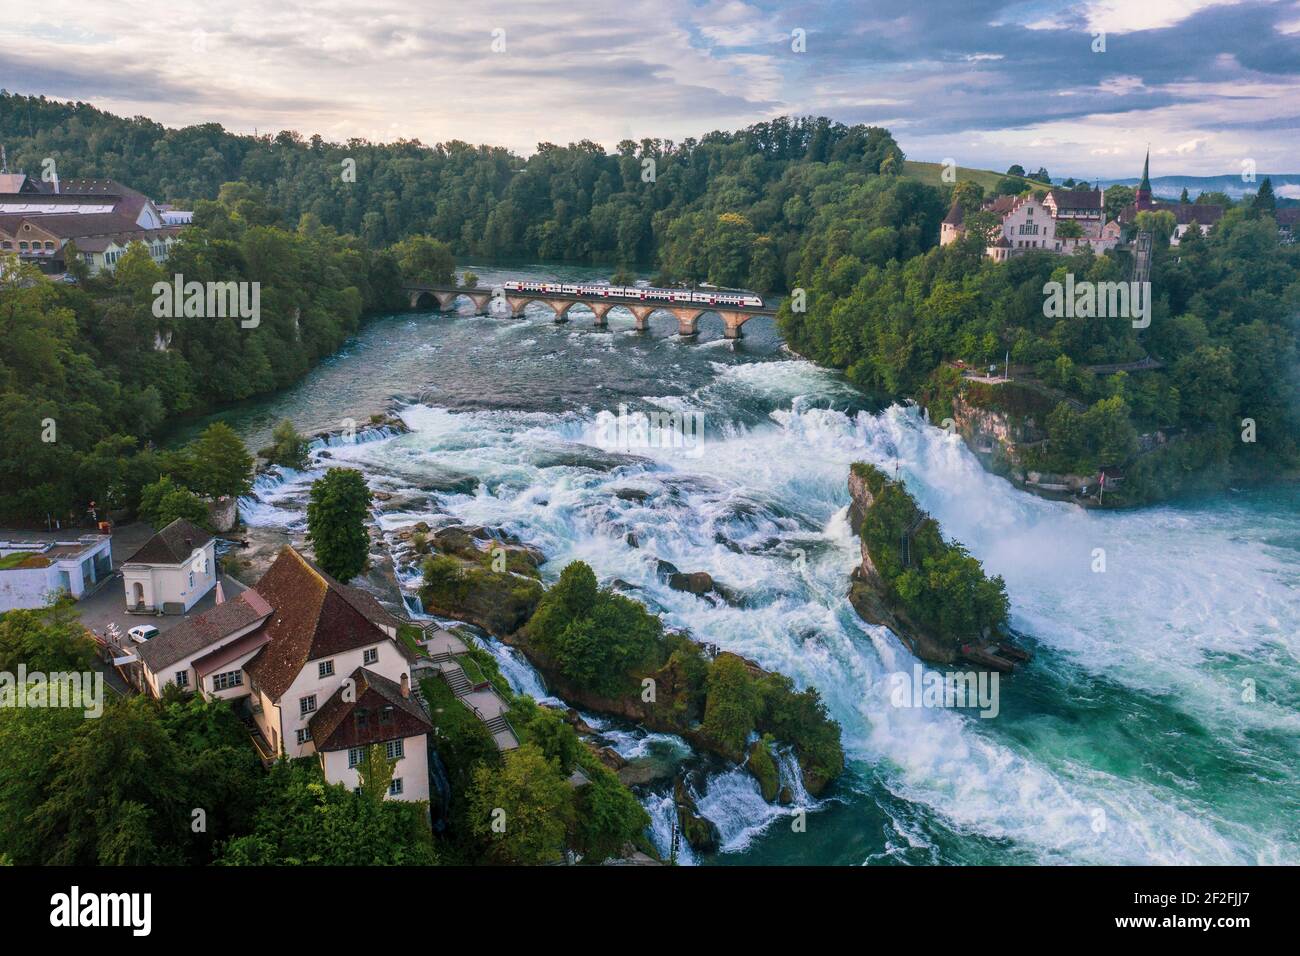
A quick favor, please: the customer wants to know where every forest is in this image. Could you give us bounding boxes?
[2,90,1297,517]
[0,92,906,290]
[780,198,1300,494]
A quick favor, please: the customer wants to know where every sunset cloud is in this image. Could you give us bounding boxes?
[4,0,1297,177]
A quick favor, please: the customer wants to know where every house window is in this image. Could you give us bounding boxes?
[212,670,243,691]
[348,747,365,768]
[385,739,404,760]
[362,647,378,665]
[318,660,334,678]
[388,778,403,796]
[379,705,394,726]
[188,571,195,589]
[296,727,312,745]
[175,670,189,688]
[300,694,317,716]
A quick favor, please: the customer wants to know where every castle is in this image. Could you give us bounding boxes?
[939,150,1224,260]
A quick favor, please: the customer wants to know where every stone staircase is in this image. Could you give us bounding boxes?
[440,664,472,696]
[409,624,519,752]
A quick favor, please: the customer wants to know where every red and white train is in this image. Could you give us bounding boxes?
[501,280,763,309]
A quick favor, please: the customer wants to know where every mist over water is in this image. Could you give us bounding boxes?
[220,264,1299,865]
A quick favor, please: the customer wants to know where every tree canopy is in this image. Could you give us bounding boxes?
[306,467,373,582]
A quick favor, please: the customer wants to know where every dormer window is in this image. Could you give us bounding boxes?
[379,705,394,725]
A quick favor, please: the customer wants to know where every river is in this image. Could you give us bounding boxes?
[202,263,1299,865]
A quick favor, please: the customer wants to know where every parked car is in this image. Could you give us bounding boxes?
[128,624,159,644]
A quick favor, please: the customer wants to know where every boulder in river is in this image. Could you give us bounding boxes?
[668,570,714,595]
[596,746,628,771]
[674,776,720,854]
[746,735,780,803]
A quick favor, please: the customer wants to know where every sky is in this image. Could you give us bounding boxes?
[4,0,1299,179]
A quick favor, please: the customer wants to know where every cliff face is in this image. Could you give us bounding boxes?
[949,393,1097,502]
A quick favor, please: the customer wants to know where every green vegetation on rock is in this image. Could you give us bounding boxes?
[516,560,844,796]
[258,419,311,470]
[853,463,1009,646]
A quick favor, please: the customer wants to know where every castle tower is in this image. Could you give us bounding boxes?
[1135,147,1153,210]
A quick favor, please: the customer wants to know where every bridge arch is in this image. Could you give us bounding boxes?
[406,286,494,314]
[405,284,772,336]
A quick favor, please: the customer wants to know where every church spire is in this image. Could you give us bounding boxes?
[1136,146,1153,209]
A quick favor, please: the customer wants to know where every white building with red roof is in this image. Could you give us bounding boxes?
[0,166,189,275]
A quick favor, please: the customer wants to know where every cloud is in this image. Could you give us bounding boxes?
[2,0,1296,176]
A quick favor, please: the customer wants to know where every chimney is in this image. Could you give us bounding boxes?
[214,580,225,605]
[400,673,410,699]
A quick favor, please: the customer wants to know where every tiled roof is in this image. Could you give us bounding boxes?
[57,178,148,201]
[192,628,270,678]
[0,215,60,239]
[308,666,430,752]
[0,192,121,207]
[983,195,1017,216]
[1120,201,1225,226]
[1171,203,1224,225]
[1047,188,1102,210]
[69,229,177,253]
[942,202,965,226]
[124,518,214,566]
[243,548,412,701]
[136,588,273,672]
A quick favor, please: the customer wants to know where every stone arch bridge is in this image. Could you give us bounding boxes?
[404,284,776,339]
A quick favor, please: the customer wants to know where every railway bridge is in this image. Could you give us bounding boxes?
[404,283,776,339]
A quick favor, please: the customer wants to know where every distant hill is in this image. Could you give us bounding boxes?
[1084,173,1300,202]
[904,160,1300,207]
[902,160,1048,195]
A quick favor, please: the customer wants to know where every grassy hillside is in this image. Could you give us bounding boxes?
[902,160,1048,195]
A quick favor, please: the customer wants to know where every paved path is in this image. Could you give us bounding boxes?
[78,570,247,646]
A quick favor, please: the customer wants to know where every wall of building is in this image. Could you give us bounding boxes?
[141,619,264,699]
[199,646,265,702]
[275,639,413,759]
[121,540,216,613]
[998,198,1055,250]
[251,686,282,755]
[0,567,60,612]
[319,733,430,802]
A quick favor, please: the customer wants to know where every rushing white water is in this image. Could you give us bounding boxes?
[237,351,1299,865]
